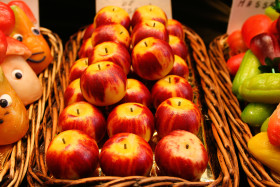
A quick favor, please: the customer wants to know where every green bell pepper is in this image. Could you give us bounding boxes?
[232,50,262,100]
[265,0,280,20]
[239,73,280,103]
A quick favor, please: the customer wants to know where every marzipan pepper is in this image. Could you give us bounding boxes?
[232,50,261,100]
[239,73,280,104]
[248,132,280,175]
[265,0,280,20]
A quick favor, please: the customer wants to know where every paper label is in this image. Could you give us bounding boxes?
[227,0,275,34]
[95,0,172,19]
[1,0,39,26]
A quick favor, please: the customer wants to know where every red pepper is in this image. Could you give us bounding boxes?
[227,30,248,56]
[0,30,7,63]
[0,2,15,35]
[250,33,280,70]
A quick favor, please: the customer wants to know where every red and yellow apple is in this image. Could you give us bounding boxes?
[63,78,85,107]
[166,19,185,40]
[120,78,152,107]
[99,133,153,176]
[68,58,88,83]
[93,5,130,31]
[80,61,127,106]
[155,97,202,138]
[131,20,168,47]
[131,5,167,28]
[151,75,193,109]
[58,101,106,142]
[168,55,189,79]
[89,41,131,75]
[78,38,93,58]
[46,130,99,179]
[82,23,95,42]
[131,37,174,80]
[91,23,131,49]
[155,130,208,181]
[107,102,154,142]
[169,35,188,60]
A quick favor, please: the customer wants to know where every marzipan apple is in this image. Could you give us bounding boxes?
[63,78,85,107]
[168,55,189,80]
[68,58,88,83]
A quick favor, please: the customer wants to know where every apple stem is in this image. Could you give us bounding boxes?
[186,144,189,149]
[144,41,147,47]
[77,109,80,115]
[62,138,66,144]
[112,8,115,11]
[169,77,171,83]
[178,101,181,106]
[124,143,127,149]
[130,107,133,112]
[153,22,155,27]
[105,47,108,54]
[120,31,123,35]
[98,64,101,70]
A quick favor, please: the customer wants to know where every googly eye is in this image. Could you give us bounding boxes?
[12,70,23,79]
[31,27,40,35]
[0,94,12,108]
[13,34,23,42]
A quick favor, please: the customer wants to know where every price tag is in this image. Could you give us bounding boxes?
[227,0,274,34]
[95,0,172,19]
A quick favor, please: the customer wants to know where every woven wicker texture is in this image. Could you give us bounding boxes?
[208,34,280,187]
[0,27,63,187]
[26,26,238,186]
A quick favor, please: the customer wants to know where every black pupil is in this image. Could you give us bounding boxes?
[0,99,8,108]
[33,29,40,35]
[17,36,23,42]
[15,72,22,79]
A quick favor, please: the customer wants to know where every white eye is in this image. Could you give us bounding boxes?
[0,94,12,108]
[12,70,23,79]
[13,34,23,42]
[31,27,40,35]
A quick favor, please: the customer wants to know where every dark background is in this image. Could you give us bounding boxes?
[39,0,232,46]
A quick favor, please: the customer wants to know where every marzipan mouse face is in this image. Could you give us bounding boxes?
[0,67,29,145]
[9,2,53,74]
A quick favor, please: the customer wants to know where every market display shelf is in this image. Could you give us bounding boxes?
[26,26,239,186]
[207,34,280,186]
[0,27,63,187]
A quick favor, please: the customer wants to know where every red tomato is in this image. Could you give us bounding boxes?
[0,2,15,35]
[226,52,246,76]
[267,103,280,146]
[0,30,7,63]
[241,14,272,48]
[227,30,248,56]
[8,1,37,24]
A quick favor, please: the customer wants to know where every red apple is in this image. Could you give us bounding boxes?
[155,130,208,181]
[89,41,131,75]
[58,101,106,142]
[131,37,174,80]
[166,19,185,40]
[168,55,189,79]
[107,102,154,142]
[151,75,193,109]
[131,20,169,47]
[63,78,85,107]
[78,38,93,58]
[91,23,131,49]
[99,133,153,176]
[131,5,167,28]
[169,35,188,61]
[93,5,130,31]
[80,61,127,106]
[82,24,95,42]
[68,58,88,83]
[46,130,99,179]
[155,97,201,138]
[120,78,152,107]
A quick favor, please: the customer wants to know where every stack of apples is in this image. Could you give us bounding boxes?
[45,5,209,181]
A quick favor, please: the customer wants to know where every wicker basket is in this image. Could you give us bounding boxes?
[26,26,239,186]
[206,34,280,186]
[0,28,63,187]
